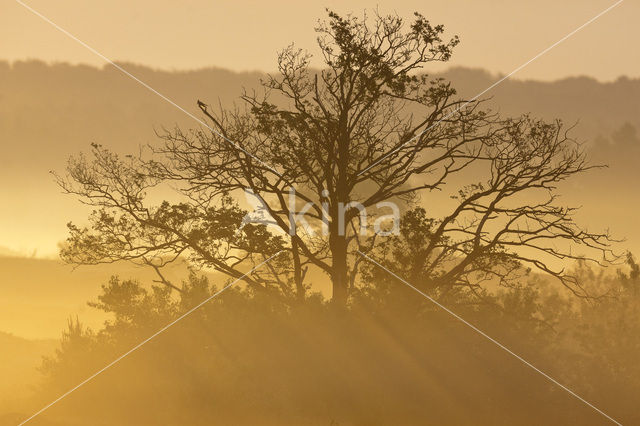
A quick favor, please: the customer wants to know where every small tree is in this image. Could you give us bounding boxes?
[57,10,614,306]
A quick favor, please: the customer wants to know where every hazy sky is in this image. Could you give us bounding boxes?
[2,0,637,81]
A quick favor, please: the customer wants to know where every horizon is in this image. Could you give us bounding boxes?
[3,0,637,82]
[3,58,639,84]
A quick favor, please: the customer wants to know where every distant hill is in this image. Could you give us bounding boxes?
[441,67,640,138]
[1,60,638,187]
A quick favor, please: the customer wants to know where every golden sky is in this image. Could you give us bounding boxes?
[2,0,637,81]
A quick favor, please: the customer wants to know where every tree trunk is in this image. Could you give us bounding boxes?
[331,111,350,306]
[329,221,349,306]
[330,233,349,306]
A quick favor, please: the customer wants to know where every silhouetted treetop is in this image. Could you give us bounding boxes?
[57,9,616,305]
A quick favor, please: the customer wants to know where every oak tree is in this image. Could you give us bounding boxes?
[57,10,614,306]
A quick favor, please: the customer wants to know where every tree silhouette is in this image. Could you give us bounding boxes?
[56,10,615,305]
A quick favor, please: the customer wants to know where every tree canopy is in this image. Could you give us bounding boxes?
[57,9,615,305]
